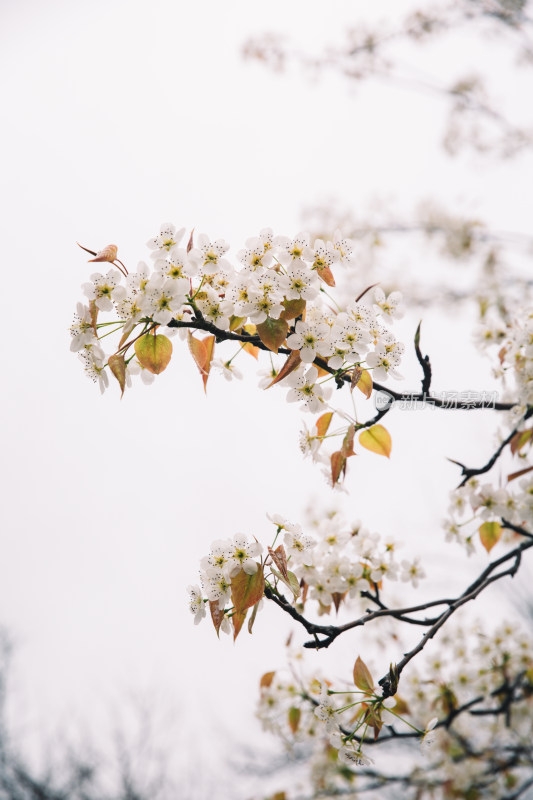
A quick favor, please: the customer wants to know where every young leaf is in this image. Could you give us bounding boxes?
[232,609,247,641]
[316,411,333,438]
[209,601,226,637]
[187,332,215,391]
[331,591,347,613]
[186,228,195,253]
[355,369,373,399]
[256,318,289,353]
[134,333,173,374]
[229,315,246,331]
[266,350,301,388]
[280,298,306,321]
[359,425,392,458]
[89,299,99,337]
[268,545,289,581]
[107,353,126,397]
[288,706,301,733]
[353,656,375,693]
[508,464,533,483]
[316,264,335,287]
[341,424,356,458]
[510,428,533,455]
[479,521,502,553]
[330,451,346,486]
[242,342,260,359]
[118,318,135,350]
[247,600,261,634]
[270,567,301,600]
[231,567,265,615]
[260,671,276,689]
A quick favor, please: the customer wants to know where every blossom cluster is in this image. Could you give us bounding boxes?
[475,305,533,414]
[71,224,405,406]
[256,620,533,797]
[444,473,533,554]
[187,511,425,638]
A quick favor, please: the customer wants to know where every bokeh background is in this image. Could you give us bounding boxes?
[1,0,532,796]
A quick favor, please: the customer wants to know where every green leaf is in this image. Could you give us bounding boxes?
[270,567,301,600]
[256,317,289,353]
[288,706,301,733]
[134,333,172,374]
[479,521,502,553]
[280,299,306,321]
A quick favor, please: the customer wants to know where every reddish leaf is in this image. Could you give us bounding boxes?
[359,425,391,458]
[260,671,276,689]
[341,424,356,458]
[355,282,379,303]
[187,332,215,391]
[209,601,226,637]
[134,333,173,374]
[288,706,301,734]
[355,369,373,399]
[353,656,375,693]
[479,521,502,553]
[350,367,363,392]
[316,412,333,438]
[107,353,126,397]
[330,451,346,486]
[256,318,289,353]
[508,465,533,483]
[316,264,335,287]
[231,567,265,615]
[331,591,347,613]
[510,429,533,455]
[232,610,247,641]
[280,299,306,321]
[268,545,289,581]
[266,350,301,388]
[187,228,195,253]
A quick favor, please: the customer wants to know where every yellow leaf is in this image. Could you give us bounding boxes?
[359,425,391,458]
[134,333,173,375]
[316,412,333,438]
[288,706,301,734]
[241,342,260,359]
[229,315,246,331]
[260,671,276,689]
[355,369,373,399]
[479,521,502,553]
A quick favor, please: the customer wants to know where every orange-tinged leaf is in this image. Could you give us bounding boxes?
[242,342,260,359]
[268,545,289,581]
[280,299,306,321]
[108,353,126,397]
[315,365,330,378]
[359,425,391,458]
[231,567,265,615]
[209,601,226,637]
[187,228,195,253]
[88,243,118,263]
[229,315,246,331]
[331,451,346,486]
[510,429,533,455]
[266,350,301,388]
[232,610,247,640]
[187,332,215,391]
[355,369,373,399]
[260,671,276,689]
[134,333,173,374]
[508,465,533,483]
[341,424,356,458]
[243,323,257,336]
[353,656,375,693]
[479,521,502,553]
[256,318,289,353]
[316,264,335,287]
[350,367,363,392]
[288,706,301,734]
[316,412,333,438]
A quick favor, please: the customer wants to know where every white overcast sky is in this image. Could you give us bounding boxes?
[1,0,532,795]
